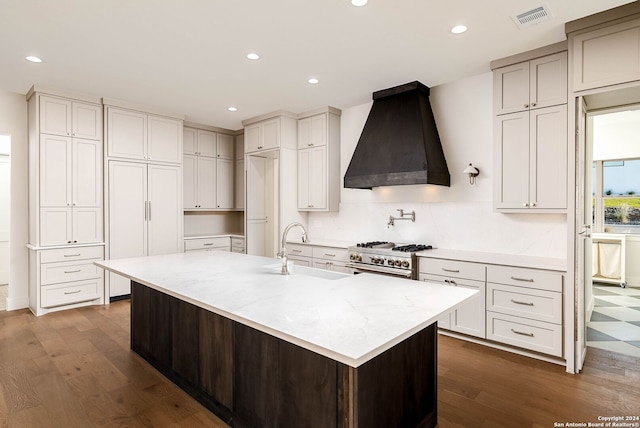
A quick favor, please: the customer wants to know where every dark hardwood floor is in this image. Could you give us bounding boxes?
[1,300,638,427]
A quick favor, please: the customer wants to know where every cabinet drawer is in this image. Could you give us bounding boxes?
[41,260,102,285]
[487,283,562,324]
[185,237,230,251]
[487,265,562,292]
[41,279,102,308]
[287,244,312,258]
[312,246,349,262]
[419,274,483,289]
[419,258,485,281]
[231,237,245,248]
[486,312,562,357]
[40,246,104,264]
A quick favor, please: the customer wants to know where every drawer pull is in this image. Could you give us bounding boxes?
[64,269,81,274]
[64,289,82,295]
[511,328,534,337]
[291,249,302,253]
[63,253,81,257]
[510,299,534,306]
[324,253,336,257]
[510,276,534,282]
[442,268,460,273]
[202,243,214,246]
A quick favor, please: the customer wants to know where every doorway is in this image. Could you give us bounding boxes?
[0,135,10,311]
[578,89,640,362]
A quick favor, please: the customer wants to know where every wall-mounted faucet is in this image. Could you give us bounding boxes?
[388,209,415,228]
[277,222,309,275]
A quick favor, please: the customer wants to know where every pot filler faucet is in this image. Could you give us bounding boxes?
[278,222,309,275]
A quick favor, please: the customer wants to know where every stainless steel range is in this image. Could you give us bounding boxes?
[347,241,433,279]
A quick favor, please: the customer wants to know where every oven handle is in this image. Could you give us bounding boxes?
[347,263,413,278]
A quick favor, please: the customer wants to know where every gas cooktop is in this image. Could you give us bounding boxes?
[353,241,433,252]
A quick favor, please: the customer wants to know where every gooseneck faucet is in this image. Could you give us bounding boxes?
[278,222,309,275]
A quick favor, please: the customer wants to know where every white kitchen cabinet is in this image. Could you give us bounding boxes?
[183,126,235,210]
[486,265,563,357]
[39,136,103,245]
[570,17,640,91]
[297,109,341,212]
[184,236,230,252]
[494,104,567,211]
[419,259,486,339]
[106,106,182,164]
[235,134,245,211]
[216,158,234,209]
[39,95,102,140]
[494,52,567,115]
[184,155,216,209]
[231,236,245,254]
[244,118,279,153]
[27,88,105,316]
[28,245,105,316]
[108,161,182,296]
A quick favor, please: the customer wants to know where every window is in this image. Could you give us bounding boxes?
[593,159,640,233]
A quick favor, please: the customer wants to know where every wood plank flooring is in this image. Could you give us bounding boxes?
[1,300,638,427]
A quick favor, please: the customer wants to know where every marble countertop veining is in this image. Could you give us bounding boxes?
[95,251,475,367]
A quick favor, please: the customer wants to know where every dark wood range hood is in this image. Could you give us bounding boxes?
[344,81,450,189]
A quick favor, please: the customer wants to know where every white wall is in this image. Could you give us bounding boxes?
[0,89,28,309]
[307,72,568,259]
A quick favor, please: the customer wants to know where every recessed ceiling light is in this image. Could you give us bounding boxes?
[228,107,238,112]
[246,53,260,60]
[451,24,468,34]
[25,56,43,63]
[308,78,319,84]
[351,0,367,6]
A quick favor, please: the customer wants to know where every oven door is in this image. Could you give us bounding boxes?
[347,263,413,279]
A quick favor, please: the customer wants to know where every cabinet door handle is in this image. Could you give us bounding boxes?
[203,243,214,246]
[524,104,529,108]
[442,268,460,273]
[64,269,81,274]
[531,102,537,107]
[511,328,534,337]
[148,201,151,221]
[510,299,534,306]
[324,253,336,257]
[64,289,82,295]
[510,276,534,282]
[63,254,81,257]
[144,201,148,221]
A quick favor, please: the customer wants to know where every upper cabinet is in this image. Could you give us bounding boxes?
[243,115,297,154]
[182,125,236,210]
[40,95,102,140]
[493,51,567,115]
[235,134,245,211]
[492,47,568,213]
[296,108,341,212]
[570,16,640,92]
[106,106,182,164]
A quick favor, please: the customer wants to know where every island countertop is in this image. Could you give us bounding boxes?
[96,251,476,367]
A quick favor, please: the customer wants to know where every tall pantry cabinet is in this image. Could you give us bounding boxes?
[104,101,184,297]
[27,88,105,316]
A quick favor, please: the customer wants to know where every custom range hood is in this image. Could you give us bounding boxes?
[344,81,450,189]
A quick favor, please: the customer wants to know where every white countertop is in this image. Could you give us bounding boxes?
[184,233,244,240]
[286,238,355,249]
[95,251,475,367]
[417,248,566,272]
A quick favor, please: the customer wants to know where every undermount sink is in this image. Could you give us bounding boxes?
[262,263,349,281]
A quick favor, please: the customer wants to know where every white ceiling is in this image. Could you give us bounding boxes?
[0,0,635,130]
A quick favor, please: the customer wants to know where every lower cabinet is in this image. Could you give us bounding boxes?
[231,236,245,254]
[184,236,230,252]
[287,243,353,274]
[418,255,565,359]
[29,244,105,316]
[486,265,563,357]
[419,259,486,339]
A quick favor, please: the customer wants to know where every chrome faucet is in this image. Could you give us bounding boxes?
[277,222,309,275]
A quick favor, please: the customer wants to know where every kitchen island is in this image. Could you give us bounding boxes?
[96,251,476,428]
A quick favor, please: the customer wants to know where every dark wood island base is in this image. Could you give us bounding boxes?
[131,281,438,428]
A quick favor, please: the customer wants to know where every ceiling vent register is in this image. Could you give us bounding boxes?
[512,5,551,29]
